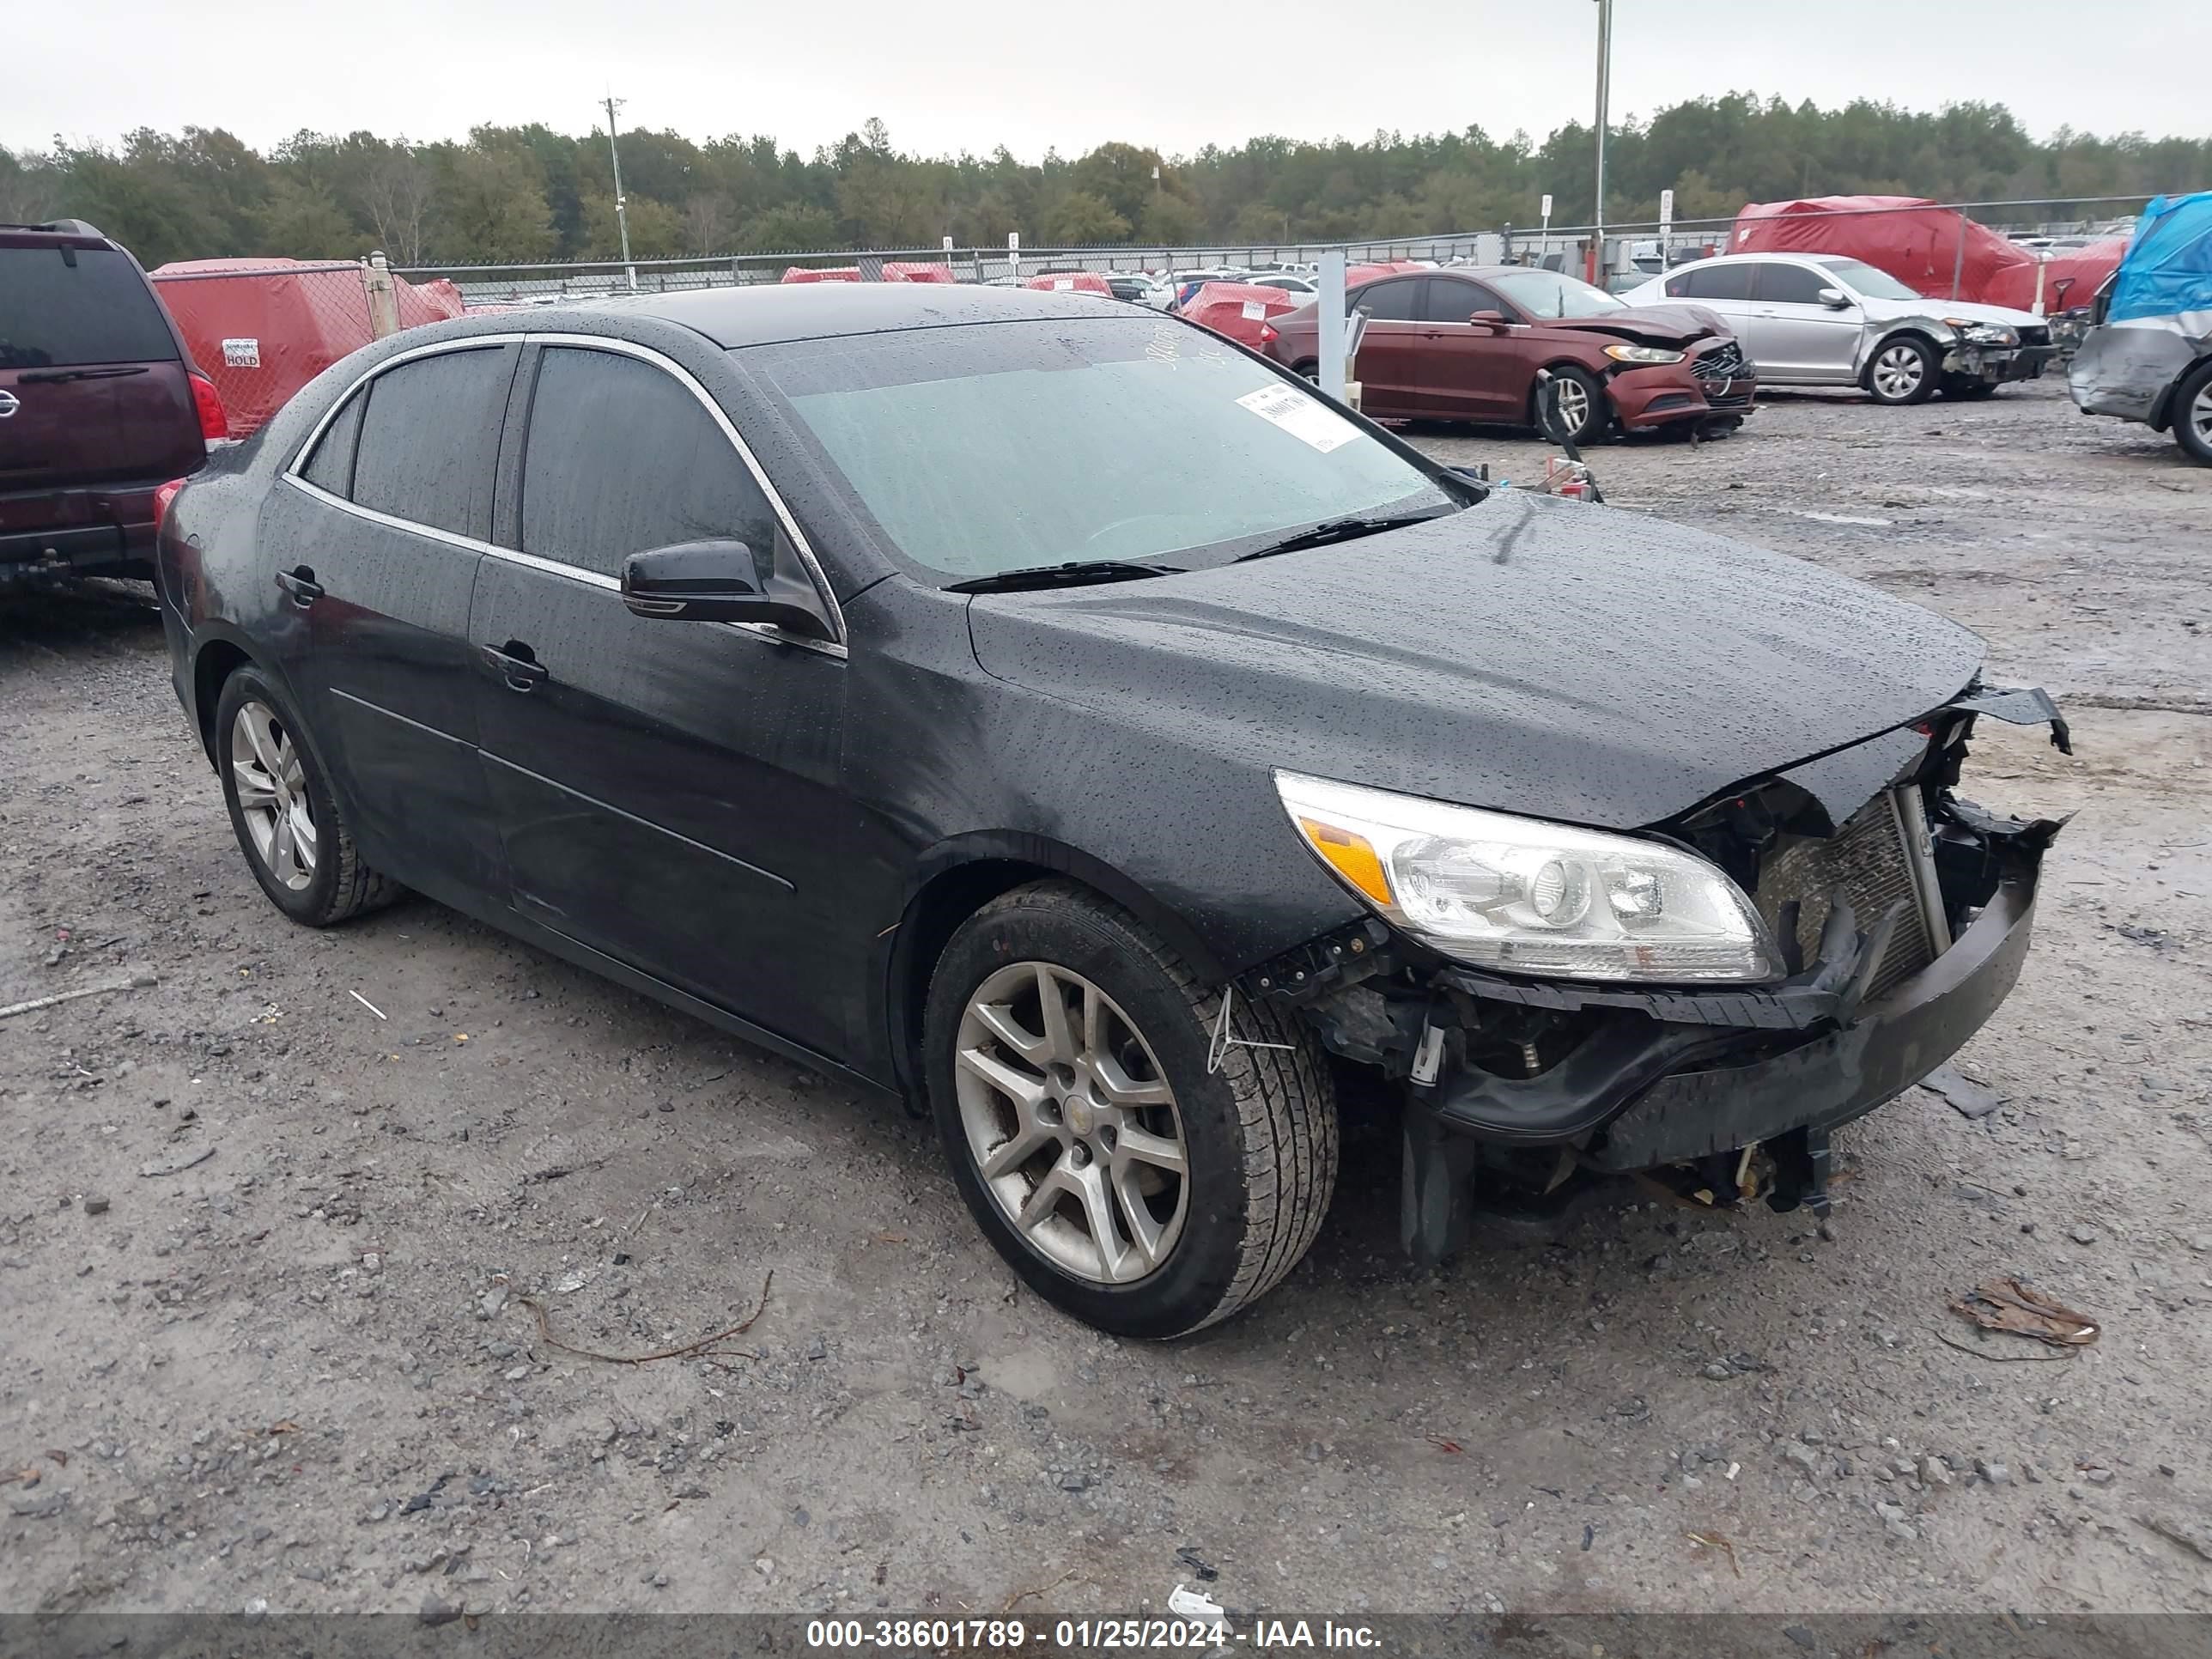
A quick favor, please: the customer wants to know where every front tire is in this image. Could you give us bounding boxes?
[1866,336,1939,404]
[1536,366,1607,445]
[215,665,401,927]
[923,880,1338,1338]
[2173,358,2212,466]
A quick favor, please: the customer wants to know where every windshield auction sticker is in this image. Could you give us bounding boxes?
[1236,384,1359,453]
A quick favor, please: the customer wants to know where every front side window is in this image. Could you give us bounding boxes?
[1812,257,1923,301]
[520,347,778,581]
[347,347,511,540]
[1753,263,1829,305]
[1353,279,1423,322]
[1426,278,1507,321]
[752,317,1461,581]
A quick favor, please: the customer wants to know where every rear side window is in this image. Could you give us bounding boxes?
[0,245,178,369]
[519,347,778,581]
[299,390,365,497]
[1353,279,1423,322]
[1668,264,1755,301]
[348,347,512,540]
[1753,263,1828,305]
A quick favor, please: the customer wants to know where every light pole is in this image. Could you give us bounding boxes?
[1591,0,1612,284]
[603,93,637,292]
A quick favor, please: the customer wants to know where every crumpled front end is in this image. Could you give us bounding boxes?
[1249,685,2069,1264]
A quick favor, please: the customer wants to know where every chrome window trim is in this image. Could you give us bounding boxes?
[281,475,846,661]
[281,329,848,653]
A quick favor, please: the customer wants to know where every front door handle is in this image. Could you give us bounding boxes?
[480,641,549,692]
[275,565,322,607]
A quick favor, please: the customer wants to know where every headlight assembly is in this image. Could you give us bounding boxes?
[1601,343,1687,365]
[1944,319,2018,347]
[1275,771,1784,983]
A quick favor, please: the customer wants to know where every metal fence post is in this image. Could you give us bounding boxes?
[362,252,402,339]
[1952,210,1966,301]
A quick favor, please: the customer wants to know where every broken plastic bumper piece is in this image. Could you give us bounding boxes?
[1422,805,2052,1173]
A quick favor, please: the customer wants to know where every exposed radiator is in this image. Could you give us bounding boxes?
[1753,787,1948,1002]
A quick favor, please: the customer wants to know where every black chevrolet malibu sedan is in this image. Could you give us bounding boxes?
[155,285,2068,1337]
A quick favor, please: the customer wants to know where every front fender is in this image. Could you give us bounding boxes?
[1853,317,1958,380]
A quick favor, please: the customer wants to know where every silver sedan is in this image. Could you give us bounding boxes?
[1620,253,2057,404]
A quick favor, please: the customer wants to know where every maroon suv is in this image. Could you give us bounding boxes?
[2,219,224,584]
[1264,266,1753,443]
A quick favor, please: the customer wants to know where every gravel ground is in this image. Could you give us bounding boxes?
[3,379,2209,1621]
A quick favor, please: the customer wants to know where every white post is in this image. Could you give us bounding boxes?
[1317,248,1347,403]
[1540,192,1553,261]
[1007,230,1019,283]
[2033,254,2048,316]
[1659,186,1674,262]
[1591,0,1612,283]
[362,252,401,339]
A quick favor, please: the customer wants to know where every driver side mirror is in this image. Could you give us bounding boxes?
[621,539,833,640]
[1817,287,1852,309]
[1468,308,1510,331]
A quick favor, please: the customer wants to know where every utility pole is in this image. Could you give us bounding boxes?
[1591,0,1612,285]
[603,93,636,292]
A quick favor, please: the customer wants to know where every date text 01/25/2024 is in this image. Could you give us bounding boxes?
[804,1617,1384,1651]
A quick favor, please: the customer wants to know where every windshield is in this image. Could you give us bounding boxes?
[1486,269,1628,319]
[752,318,1458,580]
[1813,258,1922,301]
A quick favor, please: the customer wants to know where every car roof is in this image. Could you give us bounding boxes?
[563,281,1133,348]
[0,219,116,252]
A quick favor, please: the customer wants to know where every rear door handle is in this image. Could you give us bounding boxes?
[275,565,322,606]
[480,641,549,692]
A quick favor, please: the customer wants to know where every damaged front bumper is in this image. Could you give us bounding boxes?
[1257,689,2069,1264]
[1946,342,2057,386]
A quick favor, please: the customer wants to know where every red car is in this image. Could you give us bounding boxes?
[1264,266,1753,443]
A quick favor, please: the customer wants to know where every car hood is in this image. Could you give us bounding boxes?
[964,496,1985,831]
[1863,295,2045,330]
[1538,304,1730,345]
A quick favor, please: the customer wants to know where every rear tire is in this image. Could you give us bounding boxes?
[215,665,401,927]
[923,880,1337,1338]
[2173,359,2212,466]
[1865,336,1939,404]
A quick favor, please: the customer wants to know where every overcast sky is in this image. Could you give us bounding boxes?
[9,0,2207,165]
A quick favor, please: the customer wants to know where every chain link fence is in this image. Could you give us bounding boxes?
[391,194,2171,318]
[149,258,463,436]
[396,234,1510,307]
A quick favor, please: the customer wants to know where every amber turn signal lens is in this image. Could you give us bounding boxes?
[1297,817,1394,906]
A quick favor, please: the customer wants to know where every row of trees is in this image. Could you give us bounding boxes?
[3,96,2203,271]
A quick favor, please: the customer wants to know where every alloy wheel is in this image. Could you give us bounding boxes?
[1548,376,1591,437]
[2191,380,2212,448]
[1872,344,1925,400]
[230,700,318,890]
[954,961,1189,1285]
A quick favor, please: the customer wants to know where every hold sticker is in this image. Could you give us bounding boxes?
[222,338,260,368]
[1235,383,1359,453]
[1240,301,1267,321]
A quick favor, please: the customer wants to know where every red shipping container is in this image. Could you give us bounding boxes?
[149,258,465,438]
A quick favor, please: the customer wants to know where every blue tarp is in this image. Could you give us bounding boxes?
[2107,191,2212,325]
